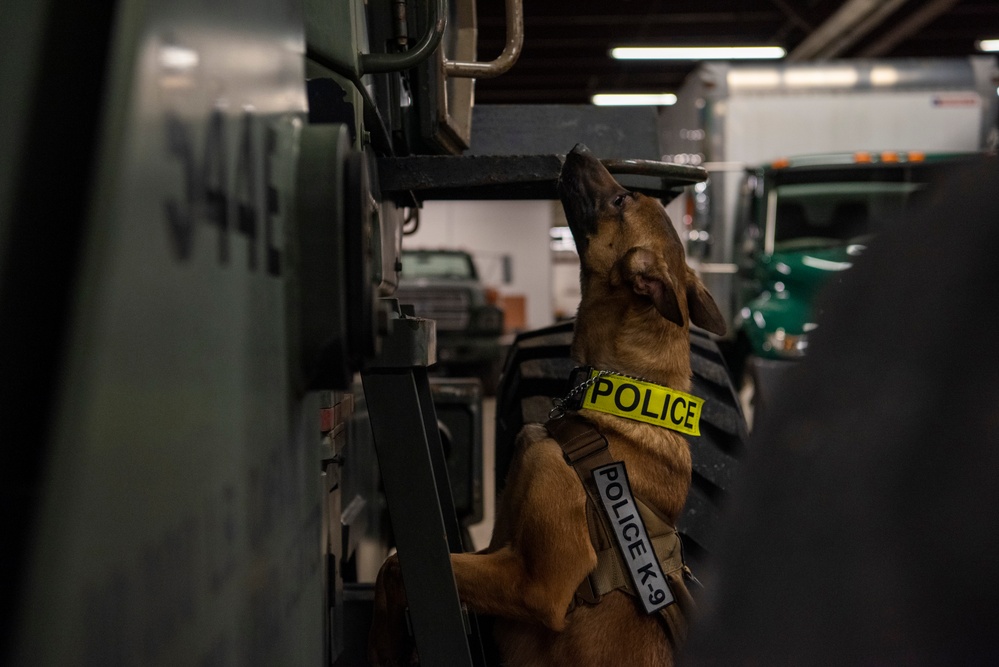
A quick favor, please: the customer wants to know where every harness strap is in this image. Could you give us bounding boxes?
[547,415,616,479]
[588,523,681,595]
[545,415,695,647]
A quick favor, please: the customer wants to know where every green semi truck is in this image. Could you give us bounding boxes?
[731,150,985,425]
[662,58,999,427]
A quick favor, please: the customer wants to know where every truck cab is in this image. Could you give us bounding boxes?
[395,248,505,391]
[733,150,981,425]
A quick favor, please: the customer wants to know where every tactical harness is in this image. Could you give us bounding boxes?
[545,411,697,648]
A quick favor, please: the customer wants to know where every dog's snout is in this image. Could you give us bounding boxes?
[559,145,626,251]
[563,143,603,176]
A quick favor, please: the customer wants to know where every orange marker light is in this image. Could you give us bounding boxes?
[854,151,873,163]
[881,151,900,163]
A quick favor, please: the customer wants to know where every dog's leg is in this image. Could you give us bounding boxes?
[370,433,594,663]
[369,554,416,666]
[449,436,597,631]
[369,538,594,666]
[449,544,594,631]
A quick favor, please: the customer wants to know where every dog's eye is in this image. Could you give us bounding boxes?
[613,193,628,208]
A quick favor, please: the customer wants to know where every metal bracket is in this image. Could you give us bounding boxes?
[377,153,708,202]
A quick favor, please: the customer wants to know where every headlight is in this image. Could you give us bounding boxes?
[762,328,808,358]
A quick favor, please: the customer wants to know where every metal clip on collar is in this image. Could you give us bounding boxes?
[549,367,604,420]
[549,366,651,420]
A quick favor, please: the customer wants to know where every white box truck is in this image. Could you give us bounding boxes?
[660,57,998,423]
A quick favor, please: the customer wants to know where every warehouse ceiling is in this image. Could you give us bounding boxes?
[473,0,999,104]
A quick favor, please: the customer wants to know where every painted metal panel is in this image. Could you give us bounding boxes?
[11,0,325,664]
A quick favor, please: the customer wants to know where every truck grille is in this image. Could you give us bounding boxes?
[394,287,470,331]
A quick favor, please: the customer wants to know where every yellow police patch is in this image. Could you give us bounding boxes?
[581,370,703,436]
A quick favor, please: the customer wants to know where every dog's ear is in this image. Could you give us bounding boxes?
[620,248,685,327]
[686,271,727,335]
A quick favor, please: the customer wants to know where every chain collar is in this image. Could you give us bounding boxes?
[549,367,650,420]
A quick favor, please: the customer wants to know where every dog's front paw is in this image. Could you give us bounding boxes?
[368,554,418,666]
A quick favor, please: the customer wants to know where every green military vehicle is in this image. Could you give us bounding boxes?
[732,150,983,425]
[395,248,505,392]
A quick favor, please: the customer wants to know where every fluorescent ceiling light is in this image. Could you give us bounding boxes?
[611,46,786,60]
[978,39,999,52]
[591,93,677,106]
[158,45,200,70]
[784,67,859,87]
[870,66,899,86]
[727,69,782,89]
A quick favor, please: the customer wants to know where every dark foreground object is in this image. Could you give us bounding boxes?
[683,156,999,665]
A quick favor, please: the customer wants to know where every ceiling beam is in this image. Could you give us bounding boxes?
[788,0,914,61]
[768,0,813,33]
[857,0,963,57]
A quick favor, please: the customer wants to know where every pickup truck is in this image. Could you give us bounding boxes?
[394,248,505,392]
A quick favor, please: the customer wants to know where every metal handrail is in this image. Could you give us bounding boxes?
[360,0,448,74]
[444,0,523,79]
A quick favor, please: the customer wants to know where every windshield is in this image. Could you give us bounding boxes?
[401,251,477,279]
[770,181,924,252]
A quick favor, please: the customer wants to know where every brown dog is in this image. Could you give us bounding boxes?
[370,144,727,666]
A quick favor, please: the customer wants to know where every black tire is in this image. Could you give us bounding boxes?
[493,321,749,573]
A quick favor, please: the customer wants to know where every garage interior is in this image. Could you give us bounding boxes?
[3,1,999,665]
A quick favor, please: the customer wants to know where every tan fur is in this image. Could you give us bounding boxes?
[369,146,725,666]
